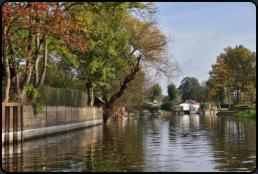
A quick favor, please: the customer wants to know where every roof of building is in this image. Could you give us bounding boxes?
[94,96,105,104]
[176,100,200,105]
[186,100,200,104]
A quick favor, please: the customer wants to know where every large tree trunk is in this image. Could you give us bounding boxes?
[2,26,10,102]
[34,32,40,89]
[16,89,28,103]
[86,81,95,107]
[16,28,34,103]
[36,38,47,90]
[32,38,47,103]
[102,70,137,123]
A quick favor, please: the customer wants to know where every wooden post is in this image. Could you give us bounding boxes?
[2,106,5,144]
[2,106,5,132]
[17,106,22,131]
[13,106,17,144]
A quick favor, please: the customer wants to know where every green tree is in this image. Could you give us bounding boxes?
[101,13,181,123]
[200,103,210,111]
[56,2,132,106]
[178,77,199,101]
[206,79,226,108]
[103,69,148,114]
[162,95,170,102]
[148,84,162,102]
[223,45,256,103]
[208,53,235,108]
[156,94,166,102]
[190,84,207,102]
[40,57,75,88]
[167,83,180,102]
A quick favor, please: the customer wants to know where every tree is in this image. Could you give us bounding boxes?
[200,80,212,103]
[178,77,199,101]
[206,45,256,108]
[2,2,89,102]
[56,2,154,106]
[207,53,235,108]
[156,94,166,102]
[101,13,181,123]
[243,84,256,110]
[223,45,256,103]
[101,68,148,115]
[162,95,170,102]
[206,79,226,108]
[167,83,180,102]
[148,84,162,102]
[40,56,75,88]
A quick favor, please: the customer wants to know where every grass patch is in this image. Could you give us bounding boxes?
[220,111,240,113]
[159,110,168,113]
[233,109,256,118]
[233,103,256,107]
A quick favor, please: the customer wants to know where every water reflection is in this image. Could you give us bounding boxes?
[2,115,256,172]
[2,125,103,172]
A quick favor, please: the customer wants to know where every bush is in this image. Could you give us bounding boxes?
[162,101,174,111]
[200,103,210,111]
[142,103,152,111]
[151,106,160,113]
[233,109,256,118]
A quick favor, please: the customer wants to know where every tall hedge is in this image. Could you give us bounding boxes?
[37,84,88,106]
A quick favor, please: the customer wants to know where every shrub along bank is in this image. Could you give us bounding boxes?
[200,103,210,111]
[233,109,256,118]
[161,101,174,111]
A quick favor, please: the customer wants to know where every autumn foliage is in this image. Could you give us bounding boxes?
[2,2,89,73]
[2,2,90,102]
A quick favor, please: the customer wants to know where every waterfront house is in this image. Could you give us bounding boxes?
[175,100,200,111]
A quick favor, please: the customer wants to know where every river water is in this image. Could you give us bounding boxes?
[2,114,256,172]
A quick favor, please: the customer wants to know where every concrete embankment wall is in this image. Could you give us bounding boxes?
[2,103,103,144]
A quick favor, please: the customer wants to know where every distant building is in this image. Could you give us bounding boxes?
[175,100,200,111]
[144,101,162,109]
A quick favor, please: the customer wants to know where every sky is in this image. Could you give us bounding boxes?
[153,2,256,95]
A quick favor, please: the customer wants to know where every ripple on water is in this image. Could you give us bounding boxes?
[2,115,256,172]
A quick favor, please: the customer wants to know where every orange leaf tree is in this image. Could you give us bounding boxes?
[207,53,235,108]
[2,2,89,102]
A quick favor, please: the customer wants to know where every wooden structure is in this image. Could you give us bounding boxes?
[93,96,105,109]
[2,102,24,144]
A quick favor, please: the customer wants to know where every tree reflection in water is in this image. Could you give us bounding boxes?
[1,115,256,172]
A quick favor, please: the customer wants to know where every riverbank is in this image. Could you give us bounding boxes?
[216,103,256,117]
[233,109,256,118]
[2,103,103,144]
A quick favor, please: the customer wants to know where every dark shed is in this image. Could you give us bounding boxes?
[93,96,105,109]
